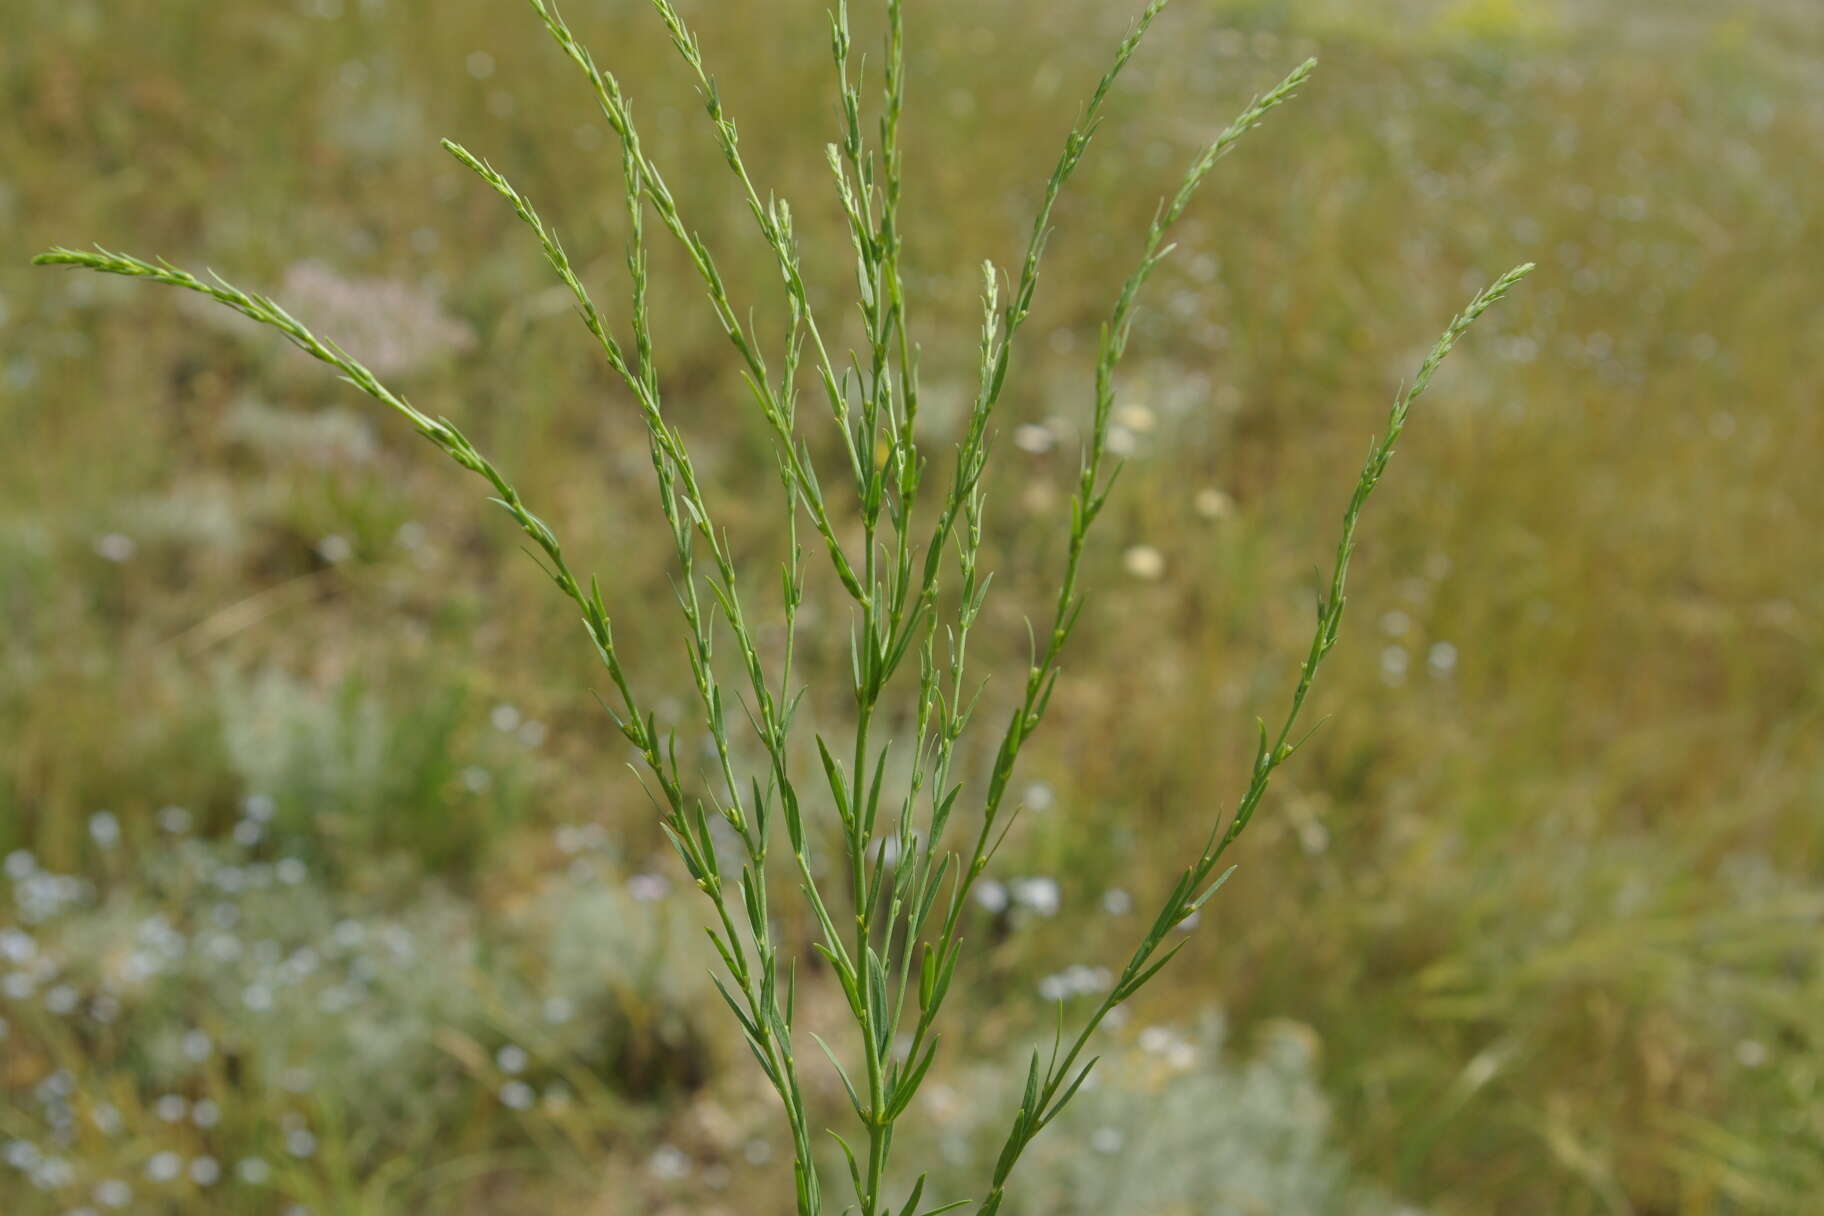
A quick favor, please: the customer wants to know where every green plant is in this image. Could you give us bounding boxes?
[34,1,1528,1211]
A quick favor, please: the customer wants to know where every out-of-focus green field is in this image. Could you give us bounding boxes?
[3,0,1821,1212]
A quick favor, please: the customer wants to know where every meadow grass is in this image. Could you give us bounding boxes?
[4,0,1821,1213]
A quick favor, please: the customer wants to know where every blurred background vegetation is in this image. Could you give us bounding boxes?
[3,0,1820,1212]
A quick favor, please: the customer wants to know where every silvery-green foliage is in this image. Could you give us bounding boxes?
[923,1018,1417,1216]
[0,833,711,1180]
[217,667,404,825]
[36,0,1528,1210]
[540,867,712,1022]
[214,665,499,871]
